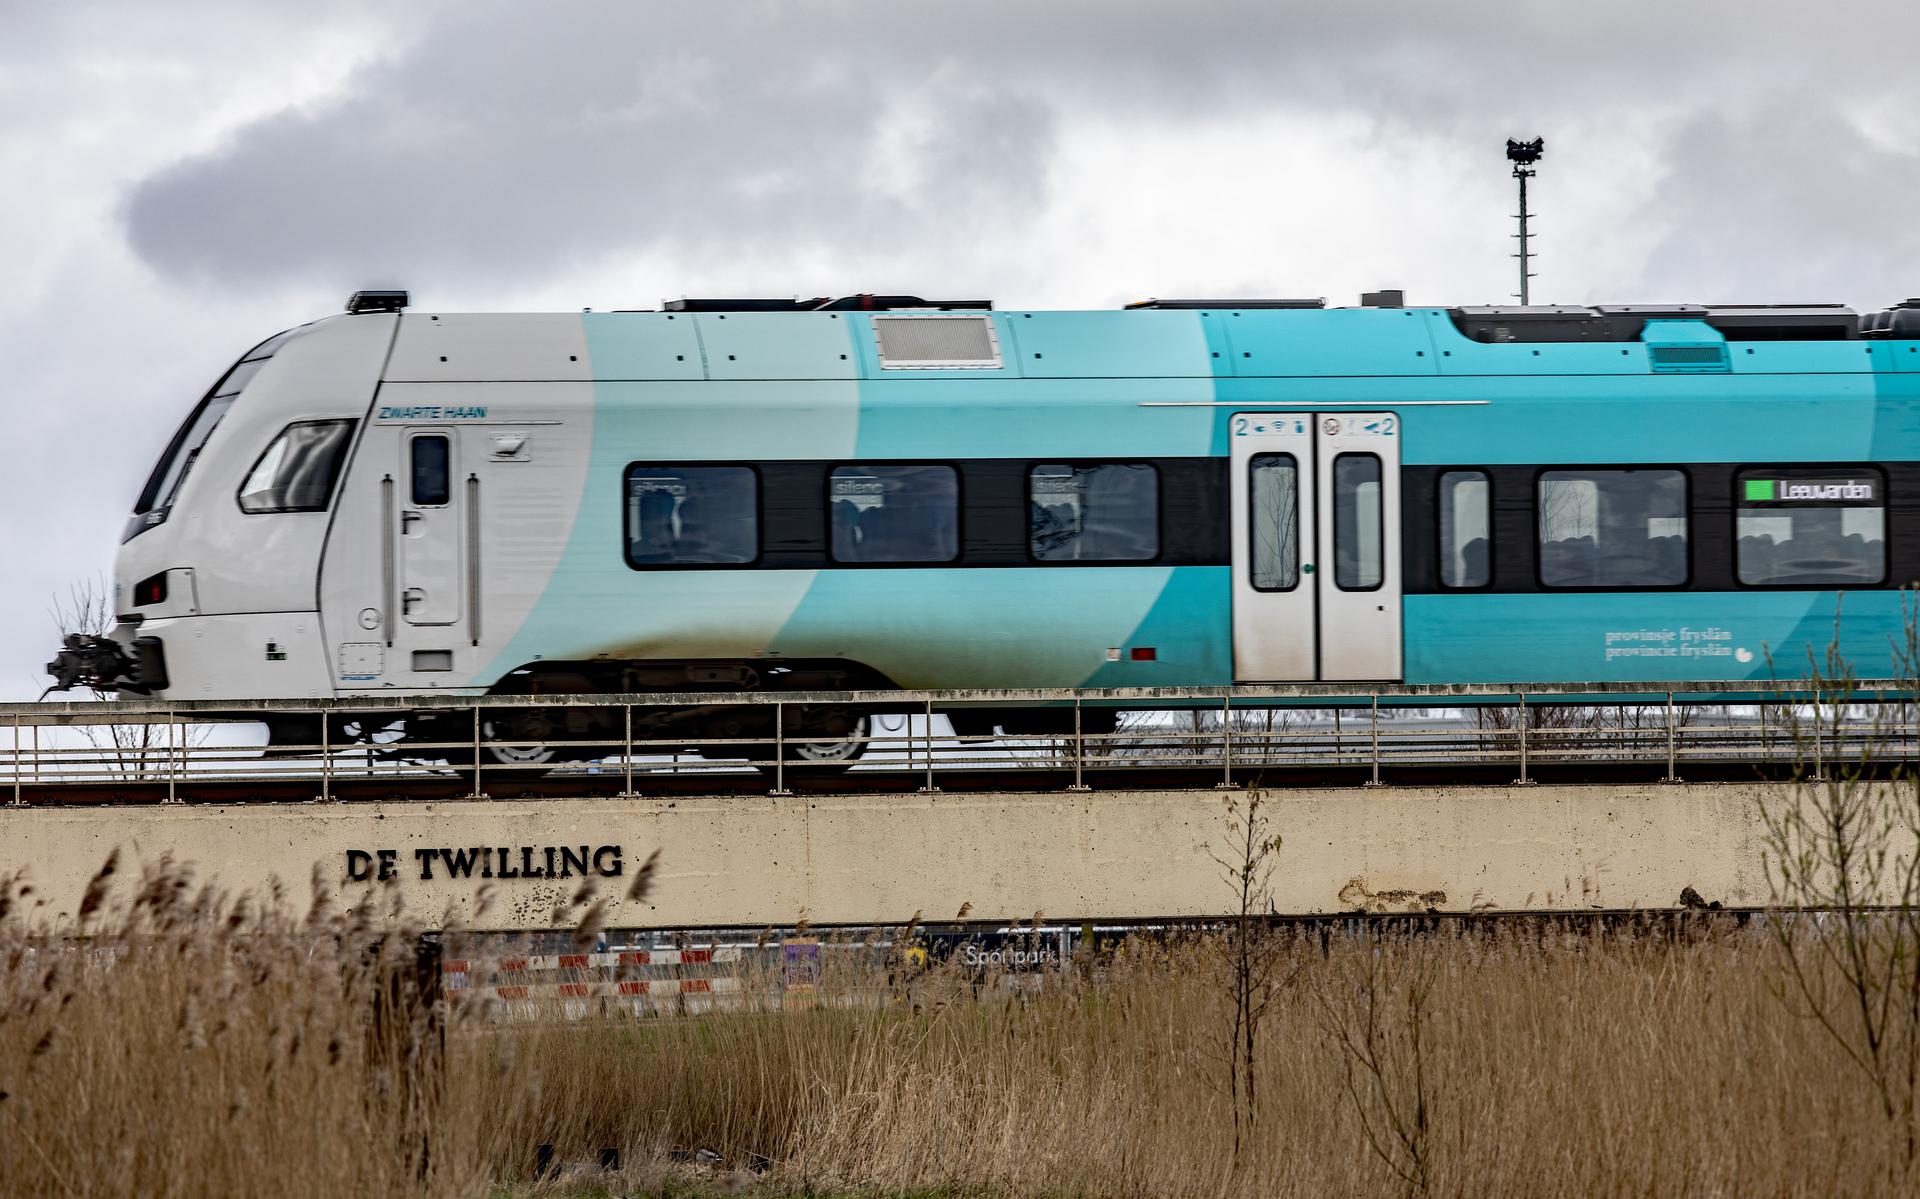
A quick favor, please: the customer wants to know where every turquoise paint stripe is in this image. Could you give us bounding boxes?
[471,305,1917,695]
[1206,374,1889,465]
[475,314,864,685]
[766,567,1226,688]
[1404,592,1900,684]
[769,312,1222,684]
[1083,566,1231,686]
[850,376,1219,457]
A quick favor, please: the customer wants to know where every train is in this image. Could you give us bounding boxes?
[45,288,1920,766]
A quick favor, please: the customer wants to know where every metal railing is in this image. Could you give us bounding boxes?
[2,680,1912,803]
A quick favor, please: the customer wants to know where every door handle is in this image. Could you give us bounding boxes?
[402,587,425,615]
[401,510,423,532]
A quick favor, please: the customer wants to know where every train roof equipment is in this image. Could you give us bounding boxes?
[1125,297,1327,310]
[1447,302,1877,344]
[344,289,409,314]
[343,285,1920,343]
[662,295,993,313]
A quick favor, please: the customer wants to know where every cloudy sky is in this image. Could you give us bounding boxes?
[4,0,1919,697]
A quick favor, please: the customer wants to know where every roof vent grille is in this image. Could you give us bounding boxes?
[873,315,1002,370]
[1648,343,1730,373]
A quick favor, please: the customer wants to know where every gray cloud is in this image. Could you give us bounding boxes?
[8,0,1920,700]
[124,3,1061,289]
[1629,98,1920,304]
[121,2,1920,299]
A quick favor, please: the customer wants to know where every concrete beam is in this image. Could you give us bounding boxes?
[0,783,1882,930]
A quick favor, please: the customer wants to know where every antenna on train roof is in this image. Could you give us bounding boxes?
[1505,137,1544,305]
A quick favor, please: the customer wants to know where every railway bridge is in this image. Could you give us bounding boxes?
[1,682,1910,930]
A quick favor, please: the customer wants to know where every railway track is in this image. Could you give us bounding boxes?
[0,754,1879,806]
[5,681,1912,805]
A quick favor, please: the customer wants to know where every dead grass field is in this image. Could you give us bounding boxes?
[3,856,1920,1199]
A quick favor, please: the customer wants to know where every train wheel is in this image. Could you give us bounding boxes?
[432,718,571,778]
[480,725,561,773]
[744,716,871,779]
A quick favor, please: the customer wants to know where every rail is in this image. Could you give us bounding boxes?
[2,680,1913,803]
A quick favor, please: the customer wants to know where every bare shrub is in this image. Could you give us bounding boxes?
[1206,789,1289,1164]
[1318,927,1438,1198]
[1475,699,1698,767]
[1760,610,1920,1178]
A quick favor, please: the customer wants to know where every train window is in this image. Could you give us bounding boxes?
[830,465,959,563]
[1029,464,1159,562]
[625,465,758,566]
[1735,468,1885,586]
[1249,455,1299,590]
[1438,470,1491,588]
[1537,469,1688,588]
[410,436,451,506]
[1332,454,1383,590]
[237,421,356,513]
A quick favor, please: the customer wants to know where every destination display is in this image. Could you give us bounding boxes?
[1739,476,1880,505]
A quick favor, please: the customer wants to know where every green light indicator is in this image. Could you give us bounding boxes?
[1744,479,1776,502]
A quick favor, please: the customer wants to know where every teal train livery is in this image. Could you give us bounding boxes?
[48,289,1920,767]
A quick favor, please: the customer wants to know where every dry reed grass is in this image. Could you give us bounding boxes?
[3,860,1918,1198]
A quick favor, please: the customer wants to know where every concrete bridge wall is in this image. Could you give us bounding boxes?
[0,782,1887,930]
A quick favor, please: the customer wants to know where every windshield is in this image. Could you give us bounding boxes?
[125,328,299,540]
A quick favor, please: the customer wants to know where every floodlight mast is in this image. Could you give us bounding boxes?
[1506,137,1544,304]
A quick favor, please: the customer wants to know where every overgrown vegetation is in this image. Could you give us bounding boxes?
[4,861,1920,1197]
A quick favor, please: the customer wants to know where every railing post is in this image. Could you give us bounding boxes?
[320,710,333,803]
[467,706,488,800]
[166,712,180,804]
[769,702,792,797]
[1067,695,1091,792]
[1366,693,1383,788]
[1809,689,1826,782]
[918,698,940,793]
[10,713,21,806]
[1216,694,1240,790]
[1513,693,1534,786]
[1661,691,1679,784]
[620,704,639,798]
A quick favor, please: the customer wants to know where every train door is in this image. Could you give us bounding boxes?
[1229,414,1316,678]
[1230,411,1402,680]
[398,429,464,628]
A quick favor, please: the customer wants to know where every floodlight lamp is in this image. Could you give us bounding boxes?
[1505,137,1545,166]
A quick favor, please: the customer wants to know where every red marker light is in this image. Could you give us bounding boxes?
[1129,647,1157,661]
[133,573,168,607]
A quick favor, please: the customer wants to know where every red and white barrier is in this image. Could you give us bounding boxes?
[444,945,755,1015]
